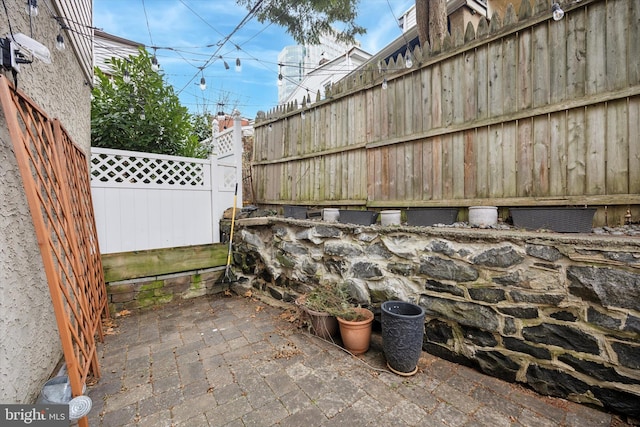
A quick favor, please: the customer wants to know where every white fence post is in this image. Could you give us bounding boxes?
[233,109,243,208]
[208,150,219,243]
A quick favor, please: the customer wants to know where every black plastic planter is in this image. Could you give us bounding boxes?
[381,301,426,376]
[283,205,307,219]
[338,210,378,225]
[405,208,459,226]
[510,207,596,233]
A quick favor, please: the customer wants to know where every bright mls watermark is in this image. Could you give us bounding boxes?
[1,405,67,426]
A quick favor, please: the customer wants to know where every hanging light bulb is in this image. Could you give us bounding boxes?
[25,0,38,16]
[151,54,159,72]
[301,110,305,120]
[199,76,206,91]
[223,60,230,70]
[268,124,273,132]
[128,103,134,114]
[382,78,388,90]
[235,58,241,72]
[123,68,131,83]
[55,33,65,51]
[140,111,145,120]
[277,73,283,86]
[405,49,413,68]
[551,3,564,20]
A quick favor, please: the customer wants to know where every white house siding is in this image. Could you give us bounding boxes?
[0,0,92,403]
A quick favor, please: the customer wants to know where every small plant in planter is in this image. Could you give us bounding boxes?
[297,282,350,339]
[319,284,374,355]
[336,305,375,355]
[297,282,374,355]
[303,282,350,315]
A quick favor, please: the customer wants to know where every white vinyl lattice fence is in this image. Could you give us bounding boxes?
[91,119,243,254]
[91,152,207,186]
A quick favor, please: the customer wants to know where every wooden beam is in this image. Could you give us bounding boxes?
[102,243,229,282]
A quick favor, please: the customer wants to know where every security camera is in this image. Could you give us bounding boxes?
[11,32,51,64]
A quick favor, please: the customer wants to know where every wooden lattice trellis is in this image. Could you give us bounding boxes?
[0,76,108,427]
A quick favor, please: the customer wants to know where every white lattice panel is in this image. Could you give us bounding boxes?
[215,129,234,157]
[91,149,206,187]
[221,164,237,189]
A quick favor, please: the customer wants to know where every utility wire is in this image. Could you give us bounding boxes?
[141,0,154,46]
[177,0,264,95]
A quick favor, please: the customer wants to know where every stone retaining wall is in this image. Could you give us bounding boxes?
[106,267,226,314]
[234,217,640,419]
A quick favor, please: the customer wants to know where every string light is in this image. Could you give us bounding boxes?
[151,48,159,71]
[551,3,564,20]
[404,49,413,68]
[235,45,241,72]
[382,78,388,90]
[55,33,65,51]
[123,68,131,83]
[277,63,283,86]
[25,0,38,17]
[198,66,206,90]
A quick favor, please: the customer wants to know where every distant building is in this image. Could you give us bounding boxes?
[277,32,357,103]
[282,46,372,106]
[93,30,144,76]
[354,1,488,76]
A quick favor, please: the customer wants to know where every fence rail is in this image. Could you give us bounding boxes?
[252,0,640,223]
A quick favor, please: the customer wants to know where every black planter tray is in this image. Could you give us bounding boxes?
[338,210,379,225]
[406,208,459,226]
[283,205,308,219]
[510,207,596,233]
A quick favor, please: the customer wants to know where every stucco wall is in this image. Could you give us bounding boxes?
[0,3,91,403]
[234,217,640,419]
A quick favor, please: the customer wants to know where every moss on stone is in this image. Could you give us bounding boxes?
[276,251,296,269]
[140,280,164,291]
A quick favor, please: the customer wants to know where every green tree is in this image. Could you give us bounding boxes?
[239,0,446,51]
[91,48,194,156]
[191,113,212,143]
[237,0,366,45]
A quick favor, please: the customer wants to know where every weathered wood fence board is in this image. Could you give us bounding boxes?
[253,0,639,214]
[102,243,228,282]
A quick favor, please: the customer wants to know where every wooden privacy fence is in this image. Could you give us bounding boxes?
[252,0,640,218]
[0,76,108,427]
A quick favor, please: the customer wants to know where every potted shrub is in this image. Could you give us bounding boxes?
[297,282,348,339]
[335,305,374,355]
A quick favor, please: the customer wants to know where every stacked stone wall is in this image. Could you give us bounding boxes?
[106,268,225,314]
[234,218,640,419]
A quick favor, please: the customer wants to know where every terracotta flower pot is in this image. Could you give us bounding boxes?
[337,308,374,355]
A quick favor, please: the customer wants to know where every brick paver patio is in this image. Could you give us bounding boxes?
[86,295,629,426]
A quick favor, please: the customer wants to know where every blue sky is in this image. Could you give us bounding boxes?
[93,0,414,119]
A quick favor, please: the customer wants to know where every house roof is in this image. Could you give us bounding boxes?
[281,45,372,105]
[93,30,145,75]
